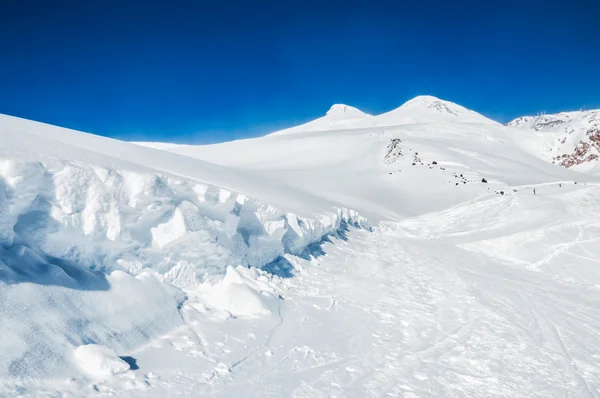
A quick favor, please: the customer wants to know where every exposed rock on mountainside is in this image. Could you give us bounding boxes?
[509,109,600,171]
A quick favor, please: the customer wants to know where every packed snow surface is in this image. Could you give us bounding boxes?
[2,96,600,397]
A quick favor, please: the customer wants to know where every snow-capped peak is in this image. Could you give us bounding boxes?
[374,95,499,126]
[269,104,370,135]
[400,95,445,106]
[399,95,467,116]
[325,104,368,118]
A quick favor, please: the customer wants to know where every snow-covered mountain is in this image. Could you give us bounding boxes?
[269,103,372,135]
[374,95,499,126]
[508,109,600,174]
[264,95,498,136]
[2,97,600,397]
[149,95,584,221]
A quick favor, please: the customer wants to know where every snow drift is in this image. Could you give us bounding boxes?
[0,156,367,287]
[0,113,368,384]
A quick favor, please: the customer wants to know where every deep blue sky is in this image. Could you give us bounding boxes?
[1,0,598,143]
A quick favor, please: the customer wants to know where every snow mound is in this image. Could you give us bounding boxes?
[74,344,130,380]
[194,265,277,317]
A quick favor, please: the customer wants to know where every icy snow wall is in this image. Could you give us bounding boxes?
[0,156,368,379]
[0,157,368,288]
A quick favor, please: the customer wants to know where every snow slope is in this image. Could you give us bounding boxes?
[129,142,183,150]
[268,104,372,136]
[72,183,600,397]
[508,109,600,174]
[3,96,600,397]
[0,114,369,285]
[153,100,594,221]
[0,113,367,389]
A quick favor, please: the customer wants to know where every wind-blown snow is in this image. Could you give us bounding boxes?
[130,142,183,150]
[74,345,131,380]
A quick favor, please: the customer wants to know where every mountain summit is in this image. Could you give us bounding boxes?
[270,95,499,136]
[325,104,368,118]
[374,95,499,126]
[400,95,466,114]
[270,103,371,135]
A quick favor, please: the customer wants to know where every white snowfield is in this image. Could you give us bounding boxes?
[1,95,600,397]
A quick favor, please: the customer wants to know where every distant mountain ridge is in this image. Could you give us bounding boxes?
[132,96,599,174]
[269,95,499,136]
[508,109,600,171]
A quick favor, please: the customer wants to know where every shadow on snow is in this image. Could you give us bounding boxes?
[262,221,359,279]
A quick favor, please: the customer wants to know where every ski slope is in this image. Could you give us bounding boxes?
[2,96,600,397]
[146,104,590,222]
[270,103,373,135]
[125,186,600,397]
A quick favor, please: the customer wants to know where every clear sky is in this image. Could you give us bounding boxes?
[1,0,598,143]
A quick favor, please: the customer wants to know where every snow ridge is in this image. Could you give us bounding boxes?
[0,157,370,288]
[0,114,371,384]
[0,155,369,382]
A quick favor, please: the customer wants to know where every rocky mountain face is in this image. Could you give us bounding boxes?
[508,109,600,170]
